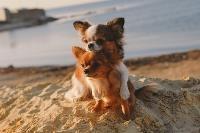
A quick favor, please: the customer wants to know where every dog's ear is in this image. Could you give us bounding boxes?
[73,21,91,35]
[107,17,124,31]
[107,17,125,38]
[72,46,86,59]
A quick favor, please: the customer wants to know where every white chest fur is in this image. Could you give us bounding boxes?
[115,62,130,100]
[86,77,110,100]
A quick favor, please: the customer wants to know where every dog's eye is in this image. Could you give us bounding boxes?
[96,39,105,45]
[82,38,88,43]
[93,62,100,68]
[80,64,84,67]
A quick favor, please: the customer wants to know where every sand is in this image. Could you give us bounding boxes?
[0,50,200,133]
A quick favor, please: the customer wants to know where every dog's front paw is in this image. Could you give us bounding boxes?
[120,84,130,100]
[88,100,102,112]
[88,104,101,113]
[91,105,101,112]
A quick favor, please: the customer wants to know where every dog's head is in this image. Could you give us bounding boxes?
[73,18,125,52]
[72,46,111,78]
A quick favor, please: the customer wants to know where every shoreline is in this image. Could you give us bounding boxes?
[1,49,199,69]
[1,49,199,79]
[0,49,199,87]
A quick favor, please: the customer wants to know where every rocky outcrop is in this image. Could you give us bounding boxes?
[0,8,57,31]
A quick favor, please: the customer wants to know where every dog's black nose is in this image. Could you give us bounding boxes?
[84,69,89,74]
[88,43,94,49]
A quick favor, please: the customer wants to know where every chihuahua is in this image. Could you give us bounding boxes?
[65,18,130,102]
[71,46,136,119]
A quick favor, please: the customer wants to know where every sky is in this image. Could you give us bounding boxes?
[0,0,103,9]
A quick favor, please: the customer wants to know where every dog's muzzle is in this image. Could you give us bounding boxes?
[88,43,95,50]
[84,68,89,74]
[87,41,102,51]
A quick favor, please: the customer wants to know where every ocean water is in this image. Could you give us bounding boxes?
[0,0,200,67]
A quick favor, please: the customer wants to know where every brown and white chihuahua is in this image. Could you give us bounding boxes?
[65,18,130,102]
[71,46,136,119]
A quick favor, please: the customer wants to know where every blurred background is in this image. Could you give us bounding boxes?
[0,0,200,67]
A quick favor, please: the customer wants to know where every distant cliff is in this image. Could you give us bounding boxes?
[0,8,57,31]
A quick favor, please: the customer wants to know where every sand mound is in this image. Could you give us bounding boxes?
[0,75,199,133]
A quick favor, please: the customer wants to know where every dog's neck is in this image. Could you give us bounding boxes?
[101,40,124,64]
[115,40,124,59]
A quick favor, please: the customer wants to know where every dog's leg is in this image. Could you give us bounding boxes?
[121,99,131,120]
[127,80,136,113]
[116,62,130,100]
[65,74,90,102]
[91,100,103,112]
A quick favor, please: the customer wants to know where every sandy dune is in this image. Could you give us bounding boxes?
[0,75,199,132]
[0,50,200,132]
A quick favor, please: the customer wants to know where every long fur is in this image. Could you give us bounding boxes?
[64,74,85,102]
[65,18,131,102]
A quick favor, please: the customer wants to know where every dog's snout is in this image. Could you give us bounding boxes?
[84,69,89,74]
[88,43,94,49]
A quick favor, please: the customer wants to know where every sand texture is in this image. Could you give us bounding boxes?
[0,50,200,132]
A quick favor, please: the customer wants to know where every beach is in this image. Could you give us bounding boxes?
[0,50,199,132]
[1,0,200,132]
[1,0,200,67]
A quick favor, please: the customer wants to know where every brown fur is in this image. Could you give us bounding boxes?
[73,17,125,61]
[72,46,136,120]
[70,18,134,119]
